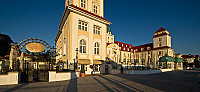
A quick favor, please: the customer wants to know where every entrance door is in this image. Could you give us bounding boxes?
[23,61,49,82]
[105,65,108,74]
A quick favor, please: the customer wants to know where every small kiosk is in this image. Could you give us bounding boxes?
[158,54,175,70]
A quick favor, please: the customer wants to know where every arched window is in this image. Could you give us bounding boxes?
[80,40,86,53]
[94,42,99,55]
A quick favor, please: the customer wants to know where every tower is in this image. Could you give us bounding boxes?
[152,27,174,67]
[107,27,114,44]
[153,27,171,48]
[55,0,111,74]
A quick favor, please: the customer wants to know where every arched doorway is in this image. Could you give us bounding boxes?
[9,38,55,82]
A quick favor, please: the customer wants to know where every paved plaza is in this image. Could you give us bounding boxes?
[0,70,200,92]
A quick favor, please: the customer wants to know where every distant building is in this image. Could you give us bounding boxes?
[107,27,175,68]
[182,54,199,64]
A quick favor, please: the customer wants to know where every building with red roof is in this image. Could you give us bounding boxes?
[182,54,199,64]
[107,27,175,68]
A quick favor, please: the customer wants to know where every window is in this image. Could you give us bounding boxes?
[178,63,181,68]
[80,40,86,53]
[159,51,162,56]
[159,38,161,41]
[141,48,144,51]
[93,25,101,35]
[94,42,99,55]
[159,38,161,46]
[93,4,98,14]
[94,64,100,71]
[159,42,161,47]
[78,20,88,31]
[80,0,86,8]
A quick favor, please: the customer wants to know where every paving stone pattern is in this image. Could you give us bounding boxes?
[0,70,200,92]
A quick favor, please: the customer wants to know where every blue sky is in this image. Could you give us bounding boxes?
[0,0,199,55]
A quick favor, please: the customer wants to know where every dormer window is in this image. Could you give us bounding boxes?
[122,44,123,47]
[136,49,138,51]
[126,45,127,47]
[128,48,129,51]
[141,48,144,51]
[80,0,86,9]
[147,47,151,50]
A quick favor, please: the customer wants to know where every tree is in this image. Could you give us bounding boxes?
[0,34,13,57]
[194,58,200,68]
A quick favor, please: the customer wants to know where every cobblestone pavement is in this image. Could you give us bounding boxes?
[0,70,200,92]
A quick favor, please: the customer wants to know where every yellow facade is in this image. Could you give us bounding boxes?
[55,0,111,74]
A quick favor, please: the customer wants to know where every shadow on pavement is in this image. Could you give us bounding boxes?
[2,83,29,92]
[99,75,142,92]
[64,71,77,92]
[93,77,117,92]
[112,70,200,92]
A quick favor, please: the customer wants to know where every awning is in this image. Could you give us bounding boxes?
[159,54,175,62]
[93,60,103,64]
[175,56,184,63]
[78,59,91,64]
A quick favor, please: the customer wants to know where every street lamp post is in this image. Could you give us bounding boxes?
[75,48,79,71]
[50,46,56,70]
[127,58,128,70]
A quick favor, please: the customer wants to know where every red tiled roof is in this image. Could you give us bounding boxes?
[155,27,166,33]
[151,46,172,50]
[112,41,134,52]
[107,43,112,46]
[182,54,199,58]
[153,33,170,38]
[69,4,110,23]
[134,43,153,52]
